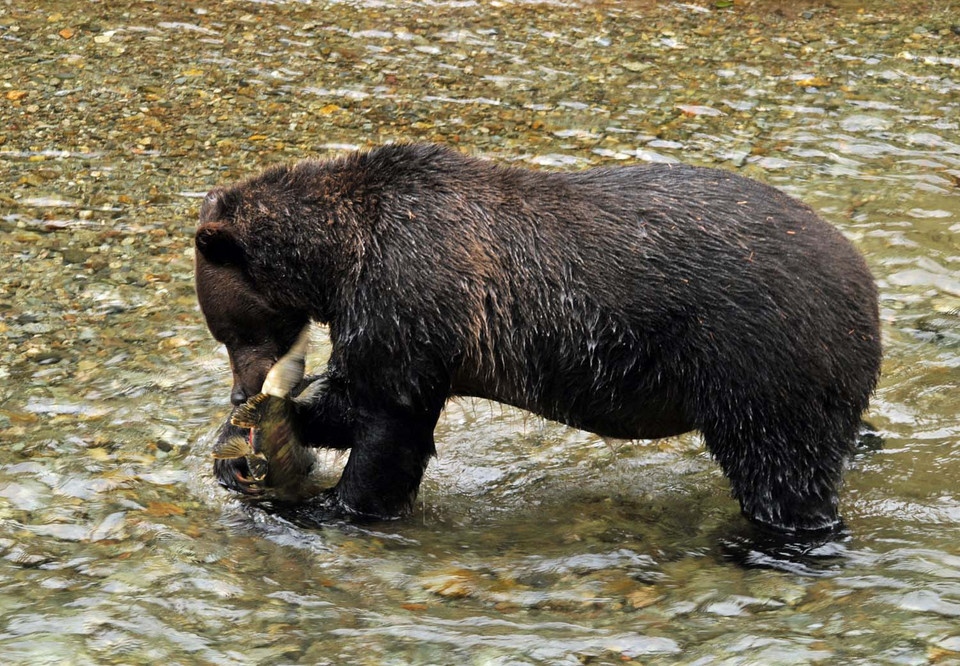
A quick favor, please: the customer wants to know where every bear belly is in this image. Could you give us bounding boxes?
[451,372,694,441]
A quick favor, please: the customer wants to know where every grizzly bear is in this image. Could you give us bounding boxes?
[195,143,881,535]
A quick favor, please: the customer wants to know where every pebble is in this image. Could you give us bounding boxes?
[59,248,88,264]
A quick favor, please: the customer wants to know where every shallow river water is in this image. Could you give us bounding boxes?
[1,0,958,663]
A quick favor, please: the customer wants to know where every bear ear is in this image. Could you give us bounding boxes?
[199,188,237,224]
[195,222,244,266]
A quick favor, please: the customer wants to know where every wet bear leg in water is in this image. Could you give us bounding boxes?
[698,398,866,534]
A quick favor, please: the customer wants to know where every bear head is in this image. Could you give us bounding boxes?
[194,187,309,405]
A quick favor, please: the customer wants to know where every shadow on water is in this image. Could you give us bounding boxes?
[856,420,886,453]
[232,496,426,548]
[255,495,346,531]
[716,520,851,577]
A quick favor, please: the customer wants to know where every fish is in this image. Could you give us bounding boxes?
[211,326,318,501]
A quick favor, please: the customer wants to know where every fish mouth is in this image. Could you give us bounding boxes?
[231,452,269,494]
[247,452,269,481]
[233,469,266,495]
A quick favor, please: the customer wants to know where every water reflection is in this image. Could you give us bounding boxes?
[716,523,851,577]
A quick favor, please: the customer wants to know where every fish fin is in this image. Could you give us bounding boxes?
[211,435,252,459]
[262,326,310,398]
[292,376,328,409]
[230,393,269,429]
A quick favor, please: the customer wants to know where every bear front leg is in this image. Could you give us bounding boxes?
[330,407,438,520]
[291,373,357,450]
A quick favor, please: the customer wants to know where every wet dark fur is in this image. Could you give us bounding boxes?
[195,143,881,534]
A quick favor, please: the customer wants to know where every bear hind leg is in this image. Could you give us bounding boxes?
[700,402,860,535]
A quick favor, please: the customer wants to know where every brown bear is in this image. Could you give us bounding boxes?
[194,143,881,535]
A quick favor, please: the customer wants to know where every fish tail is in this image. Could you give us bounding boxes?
[261,326,310,398]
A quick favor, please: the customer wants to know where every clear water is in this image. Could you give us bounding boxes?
[0,0,958,663]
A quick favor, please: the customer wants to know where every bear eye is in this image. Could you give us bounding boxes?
[231,332,260,347]
[214,327,257,348]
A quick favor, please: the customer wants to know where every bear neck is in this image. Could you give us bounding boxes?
[244,209,367,328]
